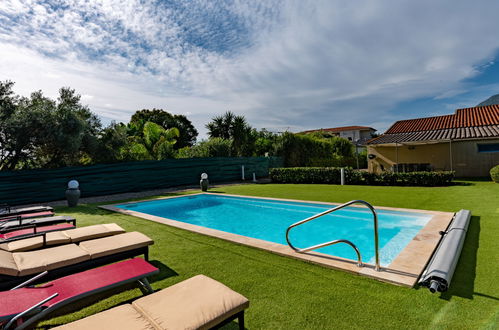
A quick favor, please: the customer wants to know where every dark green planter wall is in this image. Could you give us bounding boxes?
[0,157,283,205]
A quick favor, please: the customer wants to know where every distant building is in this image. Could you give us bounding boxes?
[301,126,377,145]
[367,105,499,177]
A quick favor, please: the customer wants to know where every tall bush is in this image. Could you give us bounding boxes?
[177,138,232,158]
[490,165,499,183]
[274,132,355,167]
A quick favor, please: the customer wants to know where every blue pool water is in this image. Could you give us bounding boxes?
[117,194,432,266]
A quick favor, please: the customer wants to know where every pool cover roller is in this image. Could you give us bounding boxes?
[419,209,471,293]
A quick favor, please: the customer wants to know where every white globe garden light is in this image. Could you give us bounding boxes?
[201,173,208,180]
[68,180,79,189]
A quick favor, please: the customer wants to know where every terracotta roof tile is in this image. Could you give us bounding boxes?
[367,124,499,145]
[385,105,499,134]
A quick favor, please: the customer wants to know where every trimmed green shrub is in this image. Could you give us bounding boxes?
[269,167,344,184]
[269,167,455,186]
[490,165,499,183]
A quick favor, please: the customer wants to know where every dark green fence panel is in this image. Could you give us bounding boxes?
[0,157,282,205]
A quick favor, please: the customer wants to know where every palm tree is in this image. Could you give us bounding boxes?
[205,111,254,156]
[121,121,179,160]
[206,111,235,139]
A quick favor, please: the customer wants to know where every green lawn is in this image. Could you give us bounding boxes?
[40,181,498,329]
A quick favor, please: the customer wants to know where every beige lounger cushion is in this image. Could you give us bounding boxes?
[64,223,125,242]
[132,275,249,330]
[0,231,70,252]
[53,275,249,330]
[0,223,126,252]
[0,231,153,277]
[0,250,18,276]
[80,232,153,259]
[0,237,43,252]
[13,244,90,276]
[53,304,154,330]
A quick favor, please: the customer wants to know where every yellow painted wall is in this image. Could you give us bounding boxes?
[367,139,499,177]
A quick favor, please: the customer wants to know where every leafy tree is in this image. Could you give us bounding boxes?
[93,122,129,163]
[0,82,101,169]
[34,88,102,168]
[254,129,279,156]
[0,80,17,120]
[206,111,255,156]
[0,81,44,170]
[130,109,198,148]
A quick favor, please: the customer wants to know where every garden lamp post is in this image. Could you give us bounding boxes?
[65,180,81,207]
[200,173,209,191]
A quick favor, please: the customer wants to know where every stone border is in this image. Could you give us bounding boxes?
[100,193,454,287]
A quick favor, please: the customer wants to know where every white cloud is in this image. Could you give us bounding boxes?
[0,0,498,137]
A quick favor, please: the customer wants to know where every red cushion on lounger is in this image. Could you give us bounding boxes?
[0,223,75,240]
[44,258,157,307]
[0,211,54,222]
[0,258,158,320]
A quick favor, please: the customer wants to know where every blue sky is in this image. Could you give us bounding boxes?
[1,0,499,137]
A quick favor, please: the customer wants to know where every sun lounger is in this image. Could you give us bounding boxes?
[0,223,126,252]
[0,258,159,330]
[0,211,54,222]
[0,231,154,290]
[53,274,249,330]
[0,216,76,232]
[0,204,53,217]
[0,223,75,240]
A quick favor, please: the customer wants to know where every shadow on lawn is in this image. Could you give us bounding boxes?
[451,181,475,186]
[440,216,482,301]
[219,321,248,330]
[148,260,179,282]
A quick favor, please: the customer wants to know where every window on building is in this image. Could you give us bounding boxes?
[477,143,499,153]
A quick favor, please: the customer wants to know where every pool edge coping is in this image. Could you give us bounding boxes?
[100,192,455,287]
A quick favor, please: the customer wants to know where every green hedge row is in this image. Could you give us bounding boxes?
[269,167,455,186]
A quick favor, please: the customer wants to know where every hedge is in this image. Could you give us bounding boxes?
[491,165,499,183]
[269,167,455,186]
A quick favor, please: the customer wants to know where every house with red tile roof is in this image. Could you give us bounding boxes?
[301,126,376,145]
[366,105,499,177]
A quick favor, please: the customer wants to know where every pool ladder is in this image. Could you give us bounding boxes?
[285,200,380,271]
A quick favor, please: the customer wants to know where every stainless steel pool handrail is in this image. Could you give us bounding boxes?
[285,200,380,271]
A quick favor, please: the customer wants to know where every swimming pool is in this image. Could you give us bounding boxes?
[115,194,434,267]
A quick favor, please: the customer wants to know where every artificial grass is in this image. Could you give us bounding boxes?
[39,181,498,329]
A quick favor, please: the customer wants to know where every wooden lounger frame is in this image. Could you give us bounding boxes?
[0,216,76,233]
[211,311,245,330]
[0,224,75,244]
